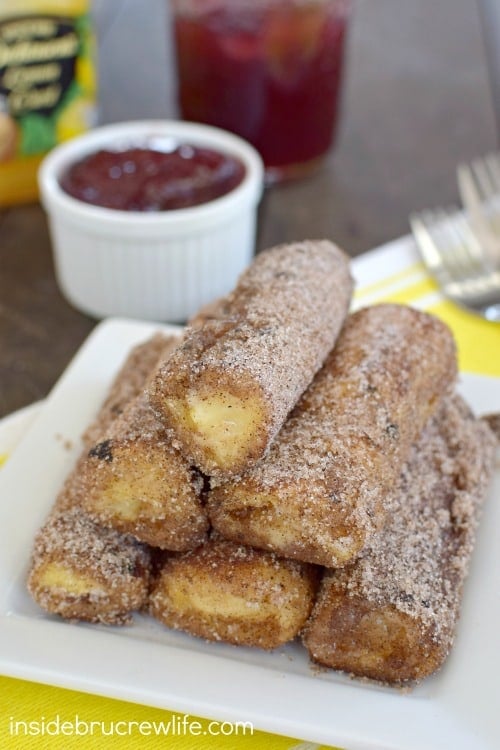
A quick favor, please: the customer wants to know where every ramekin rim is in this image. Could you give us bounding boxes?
[38,119,264,228]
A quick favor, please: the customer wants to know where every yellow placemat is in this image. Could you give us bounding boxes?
[355,260,500,376]
[0,675,332,750]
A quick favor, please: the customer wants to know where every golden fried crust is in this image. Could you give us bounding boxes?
[209,304,458,567]
[303,395,497,685]
[149,537,319,649]
[304,591,447,684]
[64,332,209,551]
[27,334,181,623]
[149,240,353,478]
[28,509,151,625]
[80,395,208,550]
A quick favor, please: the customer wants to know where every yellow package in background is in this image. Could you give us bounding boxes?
[0,0,96,206]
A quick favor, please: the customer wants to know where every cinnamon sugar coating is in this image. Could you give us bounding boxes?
[209,304,458,567]
[80,391,208,550]
[75,335,209,550]
[303,395,497,685]
[149,240,354,478]
[28,508,151,625]
[187,296,231,330]
[28,334,181,623]
[482,412,500,442]
[149,535,319,649]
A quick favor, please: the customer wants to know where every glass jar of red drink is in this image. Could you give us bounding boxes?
[171,0,352,182]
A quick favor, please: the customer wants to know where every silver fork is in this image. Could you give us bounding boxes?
[457,151,500,263]
[410,207,500,321]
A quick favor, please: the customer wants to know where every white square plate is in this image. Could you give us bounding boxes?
[0,316,499,750]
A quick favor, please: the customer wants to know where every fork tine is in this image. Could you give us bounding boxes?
[485,152,500,193]
[457,150,500,206]
[446,211,490,279]
[411,207,487,284]
[458,163,483,212]
[484,153,500,234]
[409,212,446,277]
[471,156,496,202]
[410,205,500,320]
[410,208,464,286]
[434,207,483,279]
[433,208,478,282]
[457,214,489,268]
[457,157,500,265]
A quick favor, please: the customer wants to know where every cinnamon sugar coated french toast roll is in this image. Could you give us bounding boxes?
[74,331,207,550]
[149,536,319,649]
[27,335,174,624]
[303,395,497,685]
[149,240,354,477]
[28,509,151,624]
[209,304,458,567]
[81,385,208,551]
[69,332,206,551]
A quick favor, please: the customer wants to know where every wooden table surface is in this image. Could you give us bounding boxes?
[0,0,498,419]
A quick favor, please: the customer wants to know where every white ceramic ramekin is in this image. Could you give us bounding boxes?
[38,120,264,322]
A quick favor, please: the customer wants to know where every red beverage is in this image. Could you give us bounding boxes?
[172,0,351,180]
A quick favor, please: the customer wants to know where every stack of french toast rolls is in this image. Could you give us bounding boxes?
[28,240,498,686]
